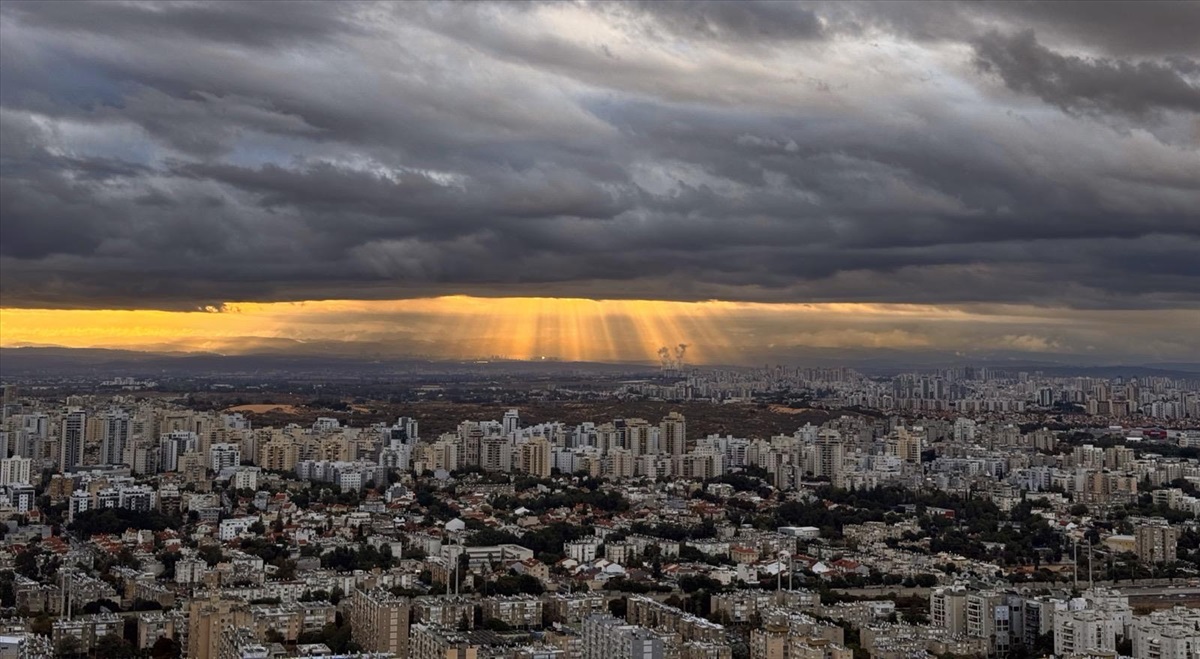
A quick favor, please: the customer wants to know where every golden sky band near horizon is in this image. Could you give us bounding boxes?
[2,296,1197,365]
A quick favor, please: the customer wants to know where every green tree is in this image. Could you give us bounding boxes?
[95,633,137,658]
[150,635,182,659]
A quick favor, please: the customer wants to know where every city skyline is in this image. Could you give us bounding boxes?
[2,1,1198,362]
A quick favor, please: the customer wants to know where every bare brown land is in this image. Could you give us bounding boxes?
[224,404,301,414]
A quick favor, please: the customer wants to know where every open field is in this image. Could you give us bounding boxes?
[224,403,301,414]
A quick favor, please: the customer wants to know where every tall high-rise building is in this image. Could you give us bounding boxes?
[1135,520,1178,563]
[930,585,968,636]
[0,457,32,486]
[0,386,18,425]
[965,591,1020,656]
[100,410,131,466]
[596,423,620,453]
[480,436,511,472]
[187,594,251,659]
[349,589,411,657]
[660,412,687,456]
[390,417,420,447]
[60,409,87,470]
[460,424,483,467]
[814,429,843,484]
[625,418,652,456]
[503,409,521,436]
[520,437,552,478]
[603,449,635,480]
[159,431,198,473]
[890,427,922,463]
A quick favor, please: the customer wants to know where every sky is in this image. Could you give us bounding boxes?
[1,1,1198,364]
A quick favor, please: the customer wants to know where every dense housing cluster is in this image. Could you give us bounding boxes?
[0,368,1196,659]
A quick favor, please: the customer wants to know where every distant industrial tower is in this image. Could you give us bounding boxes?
[657,344,689,374]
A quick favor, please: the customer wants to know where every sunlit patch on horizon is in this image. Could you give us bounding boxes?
[1,297,1197,364]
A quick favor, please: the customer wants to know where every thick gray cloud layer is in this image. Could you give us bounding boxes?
[0,0,1198,311]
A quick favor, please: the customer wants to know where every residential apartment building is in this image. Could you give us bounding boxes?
[349,588,411,657]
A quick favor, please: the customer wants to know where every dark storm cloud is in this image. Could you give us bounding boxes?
[818,1,1200,56]
[622,1,826,42]
[0,0,1198,315]
[970,1,1200,58]
[1,1,367,49]
[973,30,1200,116]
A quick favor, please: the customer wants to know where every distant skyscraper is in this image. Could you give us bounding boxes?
[480,436,511,472]
[0,385,17,422]
[520,437,552,478]
[100,409,131,466]
[350,589,411,657]
[624,418,652,456]
[60,409,87,470]
[502,409,520,436]
[659,412,687,456]
[159,431,198,472]
[1136,520,1178,563]
[952,418,977,442]
[814,429,843,484]
[390,417,419,446]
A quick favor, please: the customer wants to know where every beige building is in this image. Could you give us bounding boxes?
[481,594,544,628]
[751,615,848,659]
[1135,520,1178,563]
[411,623,479,659]
[888,428,922,463]
[187,594,251,659]
[520,437,553,478]
[660,413,687,456]
[604,449,635,480]
[750,623,788,659]
[930,585,968,636]
[414,595,477,629]
[257,439,299,472]
[217,626,267,659]
[349,588,411,657]
[625,419,653,456]
[249,601,336,643]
